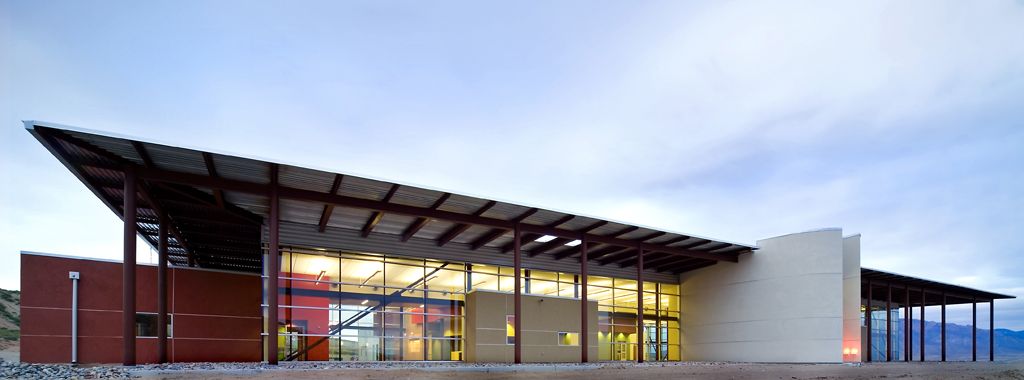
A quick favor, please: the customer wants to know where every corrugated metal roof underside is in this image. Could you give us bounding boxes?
[27,122,757,276]
[862,268,1014,305]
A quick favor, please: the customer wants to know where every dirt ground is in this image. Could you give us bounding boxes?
[135,361,1024,380]
[0,340,17,363]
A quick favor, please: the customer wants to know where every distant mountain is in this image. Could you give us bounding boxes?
[890,319,1024,360]
[0,289,18,341]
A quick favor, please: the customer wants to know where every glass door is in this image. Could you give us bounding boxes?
[644,321,658,361]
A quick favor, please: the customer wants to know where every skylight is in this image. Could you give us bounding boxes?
[534,235,557,243]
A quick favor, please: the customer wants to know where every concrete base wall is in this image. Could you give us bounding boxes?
[464,290,598,363]
[680,229,846,363]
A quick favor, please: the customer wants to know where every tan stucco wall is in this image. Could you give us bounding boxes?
[465,290,598,362]
[680,229,846,363]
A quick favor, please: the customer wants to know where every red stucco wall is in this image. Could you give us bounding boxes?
[20,253,263,364]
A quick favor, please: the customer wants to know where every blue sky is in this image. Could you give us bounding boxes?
[1,1,1023,330]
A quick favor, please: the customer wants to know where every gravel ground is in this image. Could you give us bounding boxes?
[0,362,132,379]
[2,360,1023,380]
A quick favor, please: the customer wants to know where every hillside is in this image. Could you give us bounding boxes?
[0,288,18,341]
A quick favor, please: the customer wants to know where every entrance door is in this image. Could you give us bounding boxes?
[644,322,658,361]
[280,323,308,361]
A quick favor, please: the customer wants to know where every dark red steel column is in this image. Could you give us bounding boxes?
[865,281,872,362]
[157,212,169,363]
[990,300,994,361]
[636,248,644,364]
[268,165,280,364]
[886,283,892,362]
[580,237,589,363]
[513,224,522,364]
[941,292,946,362]
[972,298,977,362]
[920,289,925,362]
[122,166,137,366]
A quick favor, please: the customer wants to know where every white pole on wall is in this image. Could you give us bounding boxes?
[69,271,80,364]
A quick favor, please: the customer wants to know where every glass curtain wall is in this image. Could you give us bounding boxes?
[861,304,903,361]
[274,249,464,362]
[266,247,681,362]
[590,277,681,361]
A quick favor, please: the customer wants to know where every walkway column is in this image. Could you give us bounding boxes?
[972,298,977,362]
[941,292,946,362]
[865,281,872,362]
[990,300,994,361]
[157,212,169,363]
[580,237,588,363]
[919,289,925,362]
[636,248,644,364]
[905,286,910,362]
[886,284,892,362]
[513,224,522,364]
[122,166,137,366]
[267,165,280,364]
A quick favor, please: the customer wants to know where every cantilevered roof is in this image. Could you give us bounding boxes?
[26,121,755,274]
[862,267,1015,304]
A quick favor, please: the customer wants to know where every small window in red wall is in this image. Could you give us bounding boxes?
[136,313,173,338]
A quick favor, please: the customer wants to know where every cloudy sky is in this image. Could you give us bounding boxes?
[2,1,1022,330]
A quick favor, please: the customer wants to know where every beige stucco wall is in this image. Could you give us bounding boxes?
[465,290,598,362]
[680,229,846,363]
[842,234,863,362]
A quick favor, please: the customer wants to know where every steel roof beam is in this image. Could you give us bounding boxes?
[317,174,344,232]
[400,193,450,242]
[609,234,686,267]
[598,249,640,265]
[601,232,670,266]
[361,184,400,237]
[644,252,698,268]
[551,224,636,260]
[588,246,630,261]
[130,141,155,168]
[470,208,539,250]
[201,152,225,208]
[528,221,611,257]
[499,215,579,253]
[436,200,497,247]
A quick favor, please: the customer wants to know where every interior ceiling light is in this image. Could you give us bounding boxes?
[565,240,582,247]
[359,270,381,288]
[535,235,557,243]
[315,270,326,285]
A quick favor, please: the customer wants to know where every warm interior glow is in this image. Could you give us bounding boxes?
[559,332,580,346]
